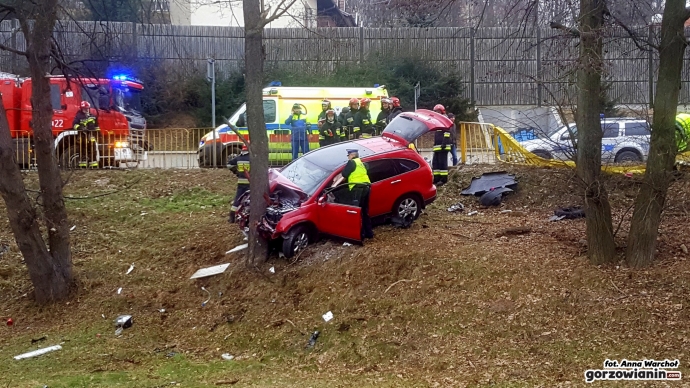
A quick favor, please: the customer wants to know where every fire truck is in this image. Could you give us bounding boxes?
[0,72,149,168]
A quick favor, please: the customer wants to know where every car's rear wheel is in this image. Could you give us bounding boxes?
[532,150,553,159]
[282,225,310,259]
[393,194,422,221]
[615,150,641,163]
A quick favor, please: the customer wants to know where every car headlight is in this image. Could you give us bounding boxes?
[115,141,130,148]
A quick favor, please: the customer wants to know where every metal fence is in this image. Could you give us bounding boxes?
[2,21,690,106]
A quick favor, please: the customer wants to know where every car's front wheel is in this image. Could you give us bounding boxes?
[615,150,641,163]
[532,150,553,160]
[393,194,422,221]
[282,225,310,259]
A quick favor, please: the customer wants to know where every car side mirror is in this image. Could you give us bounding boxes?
[318,195,327,206]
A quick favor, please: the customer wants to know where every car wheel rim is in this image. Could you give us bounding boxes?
[293,232,309,254]
[398,198,418,218]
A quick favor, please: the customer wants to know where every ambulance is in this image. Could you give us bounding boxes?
[197,84,389,167]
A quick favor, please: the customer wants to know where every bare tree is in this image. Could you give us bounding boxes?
[243,0,296,265]
[0,0,73,303]
[626,0,690,267]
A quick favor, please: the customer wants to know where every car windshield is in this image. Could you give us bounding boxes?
[113,86,142,113]
[280,157,332,196]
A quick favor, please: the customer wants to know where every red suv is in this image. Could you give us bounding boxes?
[235,109,453,257]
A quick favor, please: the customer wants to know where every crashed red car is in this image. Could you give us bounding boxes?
[235,109,453,258]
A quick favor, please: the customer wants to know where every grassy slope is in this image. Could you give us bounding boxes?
[0,167,689,387]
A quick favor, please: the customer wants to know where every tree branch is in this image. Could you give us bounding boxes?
[262,0,298,27]
[0,42,27,57]
[550,21,580,37]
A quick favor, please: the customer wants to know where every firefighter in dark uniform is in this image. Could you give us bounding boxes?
[387,97,404,123]
[319,109,341,147]
[227,142,250,223]
[343,98,359,140]
[317,100,332,123]
[432,123,452,185]
[341,148,374,240]
[72,101,100,168]
[434,104,458,166]
[375,98,391,135]
[353,98,375,139]
[337,107,350,141]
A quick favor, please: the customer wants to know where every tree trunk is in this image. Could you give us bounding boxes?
[626,0,687,267]
[12,0,72,302]
[243,0,270,265]
[575,0,616,265]
[0,97,70,303]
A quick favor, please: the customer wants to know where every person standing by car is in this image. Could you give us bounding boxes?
[387,97,404,123]
[354,98,374,139]
[227,142,250,223]
[433,104,458,166]
[342,149,374,240]
[319,109,340,147]
[285,103,311,160]
[376,98,392,135]
[432,124,452,185]
[73,101,100,168]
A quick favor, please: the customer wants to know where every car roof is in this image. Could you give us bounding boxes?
[300,137,405,171]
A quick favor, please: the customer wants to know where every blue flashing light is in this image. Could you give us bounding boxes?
[374,84,379,87]
[600,113,605,119]
[113,74,127,81]
[270,81,282,87]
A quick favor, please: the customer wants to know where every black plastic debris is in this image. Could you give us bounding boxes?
[447,202,465,212]
[306,331,320,348]
[479,187,514,207]
[461,171,518,196]
[391,213,414,228]
[554,206,586,219]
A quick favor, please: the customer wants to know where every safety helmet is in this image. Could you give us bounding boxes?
[326,109,335,116]
[433,104,446,114]
[241,142,249,151]
[390,97,401,108]
[341,107,350,114]
[360,98,371,108]
[322,99,331,107]
[381,98,391,106]
[349,98,360,107]
[80,101,91,109]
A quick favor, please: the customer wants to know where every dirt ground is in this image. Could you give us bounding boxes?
[0,166,689,387]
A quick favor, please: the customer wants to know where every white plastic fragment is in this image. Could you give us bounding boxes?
[221,353,234,360]
[226,244,248,254]
[467,211,478,216]
[70,225,77,231]
[14,345,62,360]
[126,264,134,275]
[548,215,566,222]
[189,264,230,279]
[322,311,334,322]
[117,287,122,295]
[343,242,352,247]
[269,267,275,274]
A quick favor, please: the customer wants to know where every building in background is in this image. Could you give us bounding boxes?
[191,0,353,27]
[58,0,191,25]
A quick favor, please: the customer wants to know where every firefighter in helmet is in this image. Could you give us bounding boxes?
[354,98,375,139]
[387,97,403,123]
[317,99,332,123]
[433,104,458,166]
[432,113,452,185]
[375,98,392,135]
[72,100,100,168]
[342,98,360,139]
[228,142,250,223]
[319,109,341,147]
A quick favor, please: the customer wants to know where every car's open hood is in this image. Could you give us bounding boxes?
[268,169,309,201]
[382,109,454,144]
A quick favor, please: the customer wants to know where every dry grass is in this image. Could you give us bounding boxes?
[0,166,689,387]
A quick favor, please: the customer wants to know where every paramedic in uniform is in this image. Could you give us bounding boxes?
[285,103,311,160]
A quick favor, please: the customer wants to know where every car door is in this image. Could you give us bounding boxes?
[364,159,402,217]
[601,122,620,163]
[316,183,363,241]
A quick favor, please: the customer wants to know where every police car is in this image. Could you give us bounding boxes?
[519,118,651,163]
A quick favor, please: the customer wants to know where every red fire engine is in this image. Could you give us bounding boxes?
[0,72,149,168]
